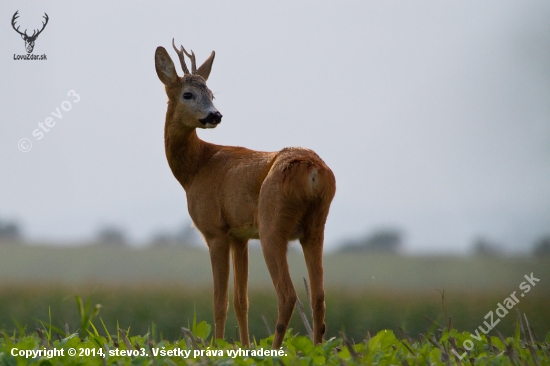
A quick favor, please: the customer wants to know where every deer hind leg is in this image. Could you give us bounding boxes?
[258,201,300,348]
[300,225,327,344]
[258,194,299,348]
[259,231,297,349]
[301,238,326,345]
[207,237,231,342]
[300,201,332,344]
[231,239,250,347]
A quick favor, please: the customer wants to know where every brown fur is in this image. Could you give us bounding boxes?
[155,44,336,348]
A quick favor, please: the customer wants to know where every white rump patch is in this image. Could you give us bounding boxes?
[309,168,318,190]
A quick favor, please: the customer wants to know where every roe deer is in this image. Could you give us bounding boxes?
[154,39,336,348]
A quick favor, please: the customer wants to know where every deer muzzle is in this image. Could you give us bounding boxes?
[199,111,223,125]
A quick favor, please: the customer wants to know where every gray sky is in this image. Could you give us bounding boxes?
[1,1,549,254]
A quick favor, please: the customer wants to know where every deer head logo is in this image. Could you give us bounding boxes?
[12,11,49,54]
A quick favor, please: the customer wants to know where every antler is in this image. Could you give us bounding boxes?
[171,38,197,75]
[182,48,197,74]
[172,38,190,74]
[31,13,49,39]
[11,11,26,37]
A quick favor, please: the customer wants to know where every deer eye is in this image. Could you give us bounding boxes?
[183,92,193,100]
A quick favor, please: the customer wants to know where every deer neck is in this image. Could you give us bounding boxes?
[164,106,211,190]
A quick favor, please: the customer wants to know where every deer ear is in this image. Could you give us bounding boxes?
[155,47,178,86]
[197,51,215,81]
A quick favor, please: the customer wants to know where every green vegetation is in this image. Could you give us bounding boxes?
[0,246,548,364]
[1,284,549,345]
[1,302,549,365]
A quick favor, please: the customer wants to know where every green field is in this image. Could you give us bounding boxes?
[0,245,548,345]
[2,318,549,365]
[1,244,547,289]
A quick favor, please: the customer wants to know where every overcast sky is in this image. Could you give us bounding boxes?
[1,1,549,254]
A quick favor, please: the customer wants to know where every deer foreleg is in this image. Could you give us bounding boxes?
[208,237,231,342]
[231,239,250,347]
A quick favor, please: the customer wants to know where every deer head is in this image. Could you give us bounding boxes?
[155,39,221,129]
[12,11,49,54]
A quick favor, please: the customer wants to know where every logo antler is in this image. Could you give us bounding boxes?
[12,11,49,54]
[11,11,26,38]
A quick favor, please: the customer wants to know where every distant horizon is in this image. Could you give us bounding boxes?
[0,226,545,257]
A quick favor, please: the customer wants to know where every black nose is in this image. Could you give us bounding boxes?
[199,112,223,125]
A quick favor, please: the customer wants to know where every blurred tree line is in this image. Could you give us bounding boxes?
[339,228,403,254]
[533,235,550,256]
[93,222,203,248]
[0,219,22,243]
[337,226,550,257]
[148,222,203,248]
[471,235,550,257]
[1,217,549,256]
